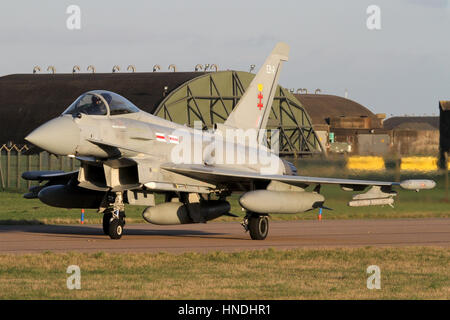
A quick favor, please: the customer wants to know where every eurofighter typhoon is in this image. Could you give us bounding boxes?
[22,43,435,240]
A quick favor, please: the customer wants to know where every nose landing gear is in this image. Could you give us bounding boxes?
[102,192,126,239]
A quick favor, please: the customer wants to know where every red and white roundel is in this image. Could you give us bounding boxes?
[156,133,179,144]
[155,133,166,142]
[168,135,179,144]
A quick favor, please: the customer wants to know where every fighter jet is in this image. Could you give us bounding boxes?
[22,42,436,240]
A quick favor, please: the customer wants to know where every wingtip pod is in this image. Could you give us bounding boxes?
[272,42,290,61]
[400,179,436,190]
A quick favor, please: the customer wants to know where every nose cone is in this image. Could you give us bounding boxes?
[25,116,80,155]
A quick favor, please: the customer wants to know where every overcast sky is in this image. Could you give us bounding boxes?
[0,0,449,116]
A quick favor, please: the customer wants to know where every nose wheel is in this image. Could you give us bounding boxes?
[102,209,126,239]
[101,192,126,239]
[108,213,125,240]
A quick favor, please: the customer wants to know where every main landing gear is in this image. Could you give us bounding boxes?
[241,212,269,240]
[102,192,126,240]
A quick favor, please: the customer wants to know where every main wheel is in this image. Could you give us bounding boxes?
[108,218,124,239]
[102,211,113,235]
[248,214,269,240]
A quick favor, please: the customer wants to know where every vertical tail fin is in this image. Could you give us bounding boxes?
[224,42,289,133]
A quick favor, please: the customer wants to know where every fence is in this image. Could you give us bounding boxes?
[0,144,78,192]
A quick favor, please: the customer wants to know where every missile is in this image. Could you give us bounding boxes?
[239,190,325,214]
[400,179,436,191]
[348,198,394,207]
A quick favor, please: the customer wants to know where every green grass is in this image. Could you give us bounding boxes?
[0,247,448,299]
[0,169,448,225]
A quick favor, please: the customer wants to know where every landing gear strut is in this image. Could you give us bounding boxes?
[102,192,126,239]
[242,213,269,240]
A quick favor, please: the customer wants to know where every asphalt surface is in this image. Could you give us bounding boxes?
[0,218,449,254]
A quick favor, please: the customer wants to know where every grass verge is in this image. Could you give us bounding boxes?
[0,247,448,299]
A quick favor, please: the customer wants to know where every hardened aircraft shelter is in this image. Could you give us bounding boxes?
[0,71,323,156]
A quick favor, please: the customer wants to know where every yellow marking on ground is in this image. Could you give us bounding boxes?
[400,157,438,172]
[347,156,385,171]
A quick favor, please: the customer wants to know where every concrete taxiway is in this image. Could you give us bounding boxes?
[0,218,449,254]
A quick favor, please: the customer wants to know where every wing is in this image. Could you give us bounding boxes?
[161,163,436,191]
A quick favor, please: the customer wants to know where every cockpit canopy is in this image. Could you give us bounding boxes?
[62,90,140,116]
